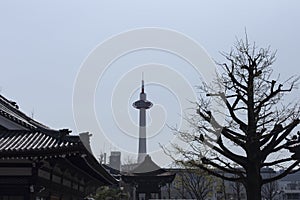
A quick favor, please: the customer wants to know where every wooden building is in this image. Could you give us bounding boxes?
[0,95,117,200]
[122,155,175,200]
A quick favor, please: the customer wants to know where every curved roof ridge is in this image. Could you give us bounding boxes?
[131,154,164,174]
[0,94,52,130]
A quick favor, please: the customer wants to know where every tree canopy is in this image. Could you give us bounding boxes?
[170,35,300,200]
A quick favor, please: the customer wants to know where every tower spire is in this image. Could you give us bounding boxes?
[141,72,144,93]
[133,76,153,163]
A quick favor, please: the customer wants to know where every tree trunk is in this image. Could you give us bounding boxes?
[246,184,261,200]
[245,167,262,200]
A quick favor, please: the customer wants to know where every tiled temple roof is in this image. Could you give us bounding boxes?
[122,155,175,179]
[0,129,84,158]
[0,94,83,158]
[0,94,117,185]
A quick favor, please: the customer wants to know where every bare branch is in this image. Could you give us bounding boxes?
[262,161,300,184]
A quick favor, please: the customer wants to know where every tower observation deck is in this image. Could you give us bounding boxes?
[133,79,153,163]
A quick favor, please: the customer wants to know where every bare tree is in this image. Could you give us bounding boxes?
[173,168,214,200]
[229,178,244,200]
[261,180,279,200]
[261,169,279,200]
[121,155,138,172]
[169,35,300,200]
[220,178,228,200]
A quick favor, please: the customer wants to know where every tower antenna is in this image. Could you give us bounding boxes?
[141,72,144,93]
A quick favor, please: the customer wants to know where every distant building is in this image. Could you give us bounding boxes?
[122,155,175,200]
[109,151,121,172]
[278,170,300,200]
[282,137,300,200]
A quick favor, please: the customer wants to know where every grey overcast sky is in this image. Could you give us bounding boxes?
[0,1,299,166]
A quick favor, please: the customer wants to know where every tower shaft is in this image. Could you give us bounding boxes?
[138,108,147,163]
[133,80,153,163]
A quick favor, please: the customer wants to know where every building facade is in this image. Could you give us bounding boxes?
[0,94,117,199]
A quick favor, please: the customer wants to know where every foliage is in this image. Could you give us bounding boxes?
[94,186,128,200]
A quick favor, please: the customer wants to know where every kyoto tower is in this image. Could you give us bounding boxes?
[133,78,153,163]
